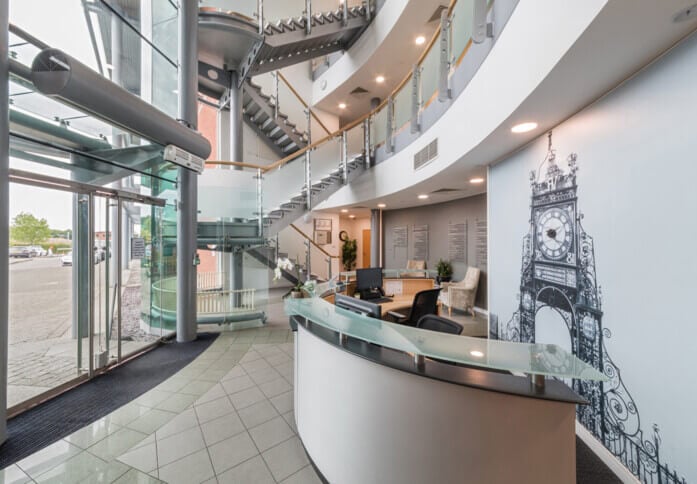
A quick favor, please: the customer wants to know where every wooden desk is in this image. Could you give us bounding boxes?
[377,295,413,315]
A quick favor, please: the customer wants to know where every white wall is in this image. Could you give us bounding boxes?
[489,31,697,483]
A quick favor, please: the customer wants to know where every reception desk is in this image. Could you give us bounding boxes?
[285,297,606,484]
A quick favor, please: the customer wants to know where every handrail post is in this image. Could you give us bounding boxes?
[305,0,312,35]
[326,256,332,280]
[304,239,312,282]
[341,0,349,26]
[273,71,279,119]
[275,233,279,261]
[256,168,263,236]
[304,150,312,211]
[305,107,311,144]
[386,96,394,153]
[341,130,348,184]
[410,64,420,134]
[257,0,264,34]
[363,117,370,168]
[438,8,451,101]
[473,0,493,44]
[365,0,372,22]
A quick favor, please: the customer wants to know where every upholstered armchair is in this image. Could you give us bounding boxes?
[403,259,426,278]
[439,267,480,317]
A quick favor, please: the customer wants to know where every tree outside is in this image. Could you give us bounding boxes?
[10,212,52,246]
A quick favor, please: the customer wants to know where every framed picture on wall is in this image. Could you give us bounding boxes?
[315,230,331,245]
[314,219,332,231]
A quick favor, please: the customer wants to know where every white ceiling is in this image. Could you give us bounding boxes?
[314,0,448,122]
[316,0,697,213]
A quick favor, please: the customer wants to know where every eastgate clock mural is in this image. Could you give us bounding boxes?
[497,133,685,484]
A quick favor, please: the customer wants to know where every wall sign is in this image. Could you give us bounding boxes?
[475,219,487,269]
[412,224,429,261]
[393,226,407,248]
[131,237,146,259]
[448,221,467,262]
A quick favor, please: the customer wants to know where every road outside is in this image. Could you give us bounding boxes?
[6,256,152,408]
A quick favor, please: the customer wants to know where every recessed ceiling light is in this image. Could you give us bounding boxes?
[470,350,484,358]
[341,209,349,213]
[349,214,356,219]
[338,102,347,109]
[375,75,385,83]
[415,35,426,45]
[469,177,485,184]
[418,194,429,200]
[377,203,386,208]
[511,122,538,133]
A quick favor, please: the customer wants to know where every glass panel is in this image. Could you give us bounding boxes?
[311,138,341,183]
[200,0,308,21]
[451,0,475,66]
[393,80,413,133]
[92,196,111,370]
[198,169,258,221]
[262,156,306,215]
[285,297,608,381]
[371,107,387,150]
[346,123,364,160]
[420,42,440,108]
[277,75,309,141]
[7,183,81,408]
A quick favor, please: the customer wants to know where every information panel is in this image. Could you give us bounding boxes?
[475,219,487,269]
[448,221,467,262]
[412,224,429,261]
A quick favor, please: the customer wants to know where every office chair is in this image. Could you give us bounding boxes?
[387,288,441,326]
[416,314,463,335]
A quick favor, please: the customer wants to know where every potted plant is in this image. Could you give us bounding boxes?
[436,259,453,284]
[341,237,357,271]
[273,257,316,298]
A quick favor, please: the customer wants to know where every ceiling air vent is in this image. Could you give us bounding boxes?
[350,86,370,97]
[431,188,461,194]
[413,138,438,171]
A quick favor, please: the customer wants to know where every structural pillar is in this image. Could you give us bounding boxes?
[176,0,199,343]
[232,248,244,307]
[370,209,381,268]
[0,0,9,444]
[228,71,243,165]
[72,190,91,341]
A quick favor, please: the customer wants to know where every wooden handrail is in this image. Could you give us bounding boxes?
[290,223,339,259]
[209,0,464,174]
[277,71,333,136]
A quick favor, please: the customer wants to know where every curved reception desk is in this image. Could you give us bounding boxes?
[285,297,606,484]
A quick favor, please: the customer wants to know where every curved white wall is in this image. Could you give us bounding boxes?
[316,0,607,209]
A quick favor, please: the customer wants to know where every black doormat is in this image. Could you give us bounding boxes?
[0,333,218,468]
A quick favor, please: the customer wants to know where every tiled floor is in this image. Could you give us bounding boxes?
[1,323,322,484]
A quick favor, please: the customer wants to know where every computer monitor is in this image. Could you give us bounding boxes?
[335,294,382,319]
[356,267,383,294]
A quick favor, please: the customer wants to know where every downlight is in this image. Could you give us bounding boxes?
[511,122,538,133]
[469,177,485,184]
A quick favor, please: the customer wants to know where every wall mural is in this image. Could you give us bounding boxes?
[495,133,686,484]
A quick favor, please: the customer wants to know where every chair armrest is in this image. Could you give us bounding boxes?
[386,311,407,323]
[440,281,454,290]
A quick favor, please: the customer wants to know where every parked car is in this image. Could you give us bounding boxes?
[9,246,32,258]
[61,251,73,266]
[30,246,47,257]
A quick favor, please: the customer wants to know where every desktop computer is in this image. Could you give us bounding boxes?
[356,267,392,303]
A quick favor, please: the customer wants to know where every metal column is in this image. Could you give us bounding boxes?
[72,192,90,341]
[0,0,9,444]
[232,248,244,307]
[370,209,380,268]
[229,71,243,166]
[176,0,199,343]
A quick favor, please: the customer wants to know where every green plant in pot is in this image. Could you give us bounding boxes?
[436,259,453,284]
[341,237,357,271]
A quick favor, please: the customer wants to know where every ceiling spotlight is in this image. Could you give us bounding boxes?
[377,203,386,208]
[349,214,356,219]
[511,122,538,133]
[375,75,385,83]
[338,102,347,109]
[341,209,349,213]
[415,35,426,45]
[418,194,429,200]
[469,177,485,184]
[470,350,484,358]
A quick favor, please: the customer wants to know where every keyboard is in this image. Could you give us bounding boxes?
[365,297,393,304]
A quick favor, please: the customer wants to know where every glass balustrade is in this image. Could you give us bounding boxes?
[420,42,441,108]
[263,155,307,214]
[198,169,258,221]
[311,137,342,182]
[451,0,476,66]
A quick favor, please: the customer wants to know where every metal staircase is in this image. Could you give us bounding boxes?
[242,79,308,157]
[197,153,367,251]
[252,4,371,75]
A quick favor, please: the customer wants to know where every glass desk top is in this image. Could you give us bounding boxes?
[285,297,607,381]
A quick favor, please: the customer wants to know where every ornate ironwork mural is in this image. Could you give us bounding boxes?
[497,133,686,484]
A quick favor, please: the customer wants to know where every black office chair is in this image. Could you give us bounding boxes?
[387,288,441,326]
[416,314,463,335]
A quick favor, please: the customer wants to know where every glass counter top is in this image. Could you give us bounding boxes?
[285,297,607,382]
[339,269,438,280]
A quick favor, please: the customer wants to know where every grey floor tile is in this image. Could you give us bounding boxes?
[208,432,259,476]
[216,455,275,484]
[249,416,295,452]
[247,367,282,386]
[270,391,294,415]
[237,399,279,430]
[221,375,256,396]
[259,378,292,399]
[194,395,236,424]
[200,411,246,446]
[228,386,266,410]
[157,449,215,484]
[261,436,309,482]
[281,465,322,484]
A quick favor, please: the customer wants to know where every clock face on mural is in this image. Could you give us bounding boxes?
[536,207,573,260]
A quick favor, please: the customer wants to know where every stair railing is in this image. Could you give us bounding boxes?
[205,0,491,233]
